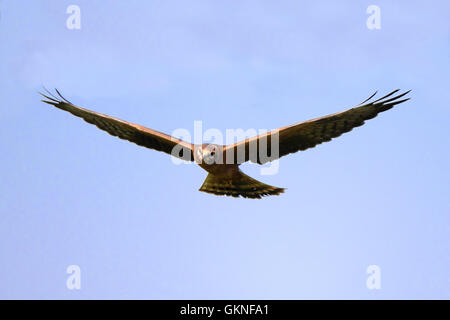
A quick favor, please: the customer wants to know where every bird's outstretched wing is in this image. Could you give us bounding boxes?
[40,89,194,161]
[224,89,411,164]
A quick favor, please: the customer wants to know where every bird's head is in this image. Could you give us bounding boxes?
[195,144,221,165]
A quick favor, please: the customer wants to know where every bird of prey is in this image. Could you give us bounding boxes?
[40,89,410,199]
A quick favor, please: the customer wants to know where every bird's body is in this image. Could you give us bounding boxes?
[40,89,410,199]
[194,144,284,198]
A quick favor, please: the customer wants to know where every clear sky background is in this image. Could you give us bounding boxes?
[0,0,449,299]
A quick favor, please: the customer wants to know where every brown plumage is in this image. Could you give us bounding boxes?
[40,88,410,199]
[199,168,285,199]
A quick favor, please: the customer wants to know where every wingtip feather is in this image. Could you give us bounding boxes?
[358,90,378,105]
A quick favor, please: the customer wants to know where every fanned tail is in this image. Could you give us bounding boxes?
[199,171,284,199]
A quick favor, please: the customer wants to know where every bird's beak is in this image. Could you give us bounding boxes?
[195,148,203,162]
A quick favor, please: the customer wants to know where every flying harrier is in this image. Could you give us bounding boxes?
[41,89,410,199]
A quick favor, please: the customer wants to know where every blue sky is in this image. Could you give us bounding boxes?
[0,0,449,299]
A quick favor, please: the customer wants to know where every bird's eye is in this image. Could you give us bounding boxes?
[211,151,215,156]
